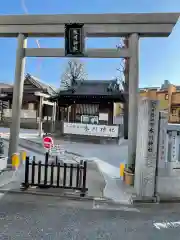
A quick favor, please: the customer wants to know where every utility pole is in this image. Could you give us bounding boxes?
[123,37,129,139]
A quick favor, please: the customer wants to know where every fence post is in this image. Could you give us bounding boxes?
[44,152,49,186]
[76,164,80,188]
[31,159,36,185]
[80,161,87,197]
[21,156,30,190]
[45,152,49,164]
[37,161,42,185]
[79,160,83,188]
[63,163,67,187]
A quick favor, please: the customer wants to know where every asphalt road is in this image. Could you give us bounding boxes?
[0,193,180,239]
[1,128,180,239]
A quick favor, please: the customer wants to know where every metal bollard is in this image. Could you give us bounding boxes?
[120,163,125,180]
[11,153,20,170]
[20,151,26,165]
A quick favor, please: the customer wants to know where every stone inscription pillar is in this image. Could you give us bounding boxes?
[134,98,159,198]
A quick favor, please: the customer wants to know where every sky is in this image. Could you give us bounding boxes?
[0,0,179,88]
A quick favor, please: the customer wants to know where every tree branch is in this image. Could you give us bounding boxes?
[60,59,87,90]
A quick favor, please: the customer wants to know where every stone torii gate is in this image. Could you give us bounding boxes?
[0,13,178,166]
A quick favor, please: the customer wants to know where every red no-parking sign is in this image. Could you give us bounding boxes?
[43,136,54,150]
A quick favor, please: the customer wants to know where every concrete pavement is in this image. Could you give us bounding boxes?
[14,136,131,203]
[0,126,127,165]
[0,127,131,203]
[0,140,48,189]
[6,133,131,203]
[3,138,41,158]
[0,140,106,199]
[0,127,128,170]
[0,127,39,135]
[17,136,132,202]
[0,192,180,239]
[20,136,128,169]
[16,136,128,177]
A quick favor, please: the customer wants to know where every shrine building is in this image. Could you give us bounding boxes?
[52,79,125,125]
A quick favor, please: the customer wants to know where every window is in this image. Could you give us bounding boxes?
[22,102,29,110]
[81,115,99,124]
[165,94,169,100]
[172,109,176,116]
[28,103,34,110]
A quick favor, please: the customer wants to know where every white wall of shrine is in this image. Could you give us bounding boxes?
[63,122,119,138]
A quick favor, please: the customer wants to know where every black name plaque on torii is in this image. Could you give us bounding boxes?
[65,23,84,57]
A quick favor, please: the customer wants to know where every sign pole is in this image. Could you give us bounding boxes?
[43,136,54,152]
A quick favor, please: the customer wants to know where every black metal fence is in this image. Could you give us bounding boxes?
[21,152,88,197]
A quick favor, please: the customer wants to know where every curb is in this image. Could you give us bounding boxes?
[4,138,83,157]
[130,195,158,204]
[22,138,83,157]
[0,188,137,207]
[158,197,180,203]
[3,138,44,156]
[91,158,124,204]
[19,138,84,157]
[0,188,95,201]
[130,195,180,204]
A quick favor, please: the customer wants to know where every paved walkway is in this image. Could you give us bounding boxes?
[0,127,132,204]
[18,136,128,169]
[0,140,106,199]
[14,136,133,204]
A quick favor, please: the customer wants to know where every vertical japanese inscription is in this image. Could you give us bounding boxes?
[134,99,159,197]
[171,131,177,162]
[147,101,157,167]
[65,23,84,56]
[158,112,168,164]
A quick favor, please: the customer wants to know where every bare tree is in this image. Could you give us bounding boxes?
[116,37,126,91]
[116,37,129,139]
[0,89,8,122]
[60,59,88,90]
[116,58,126,89]
[0,100,8,122]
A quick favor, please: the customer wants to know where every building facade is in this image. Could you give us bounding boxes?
[51,79,125,141]
[0,73,57,129]
[53,80,125,125]
[114,80,180,124]
[139,80,180,123]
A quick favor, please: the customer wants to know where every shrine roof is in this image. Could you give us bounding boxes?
[53,80,125,102]
[25,74,57,95]
[0,74,58,96]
